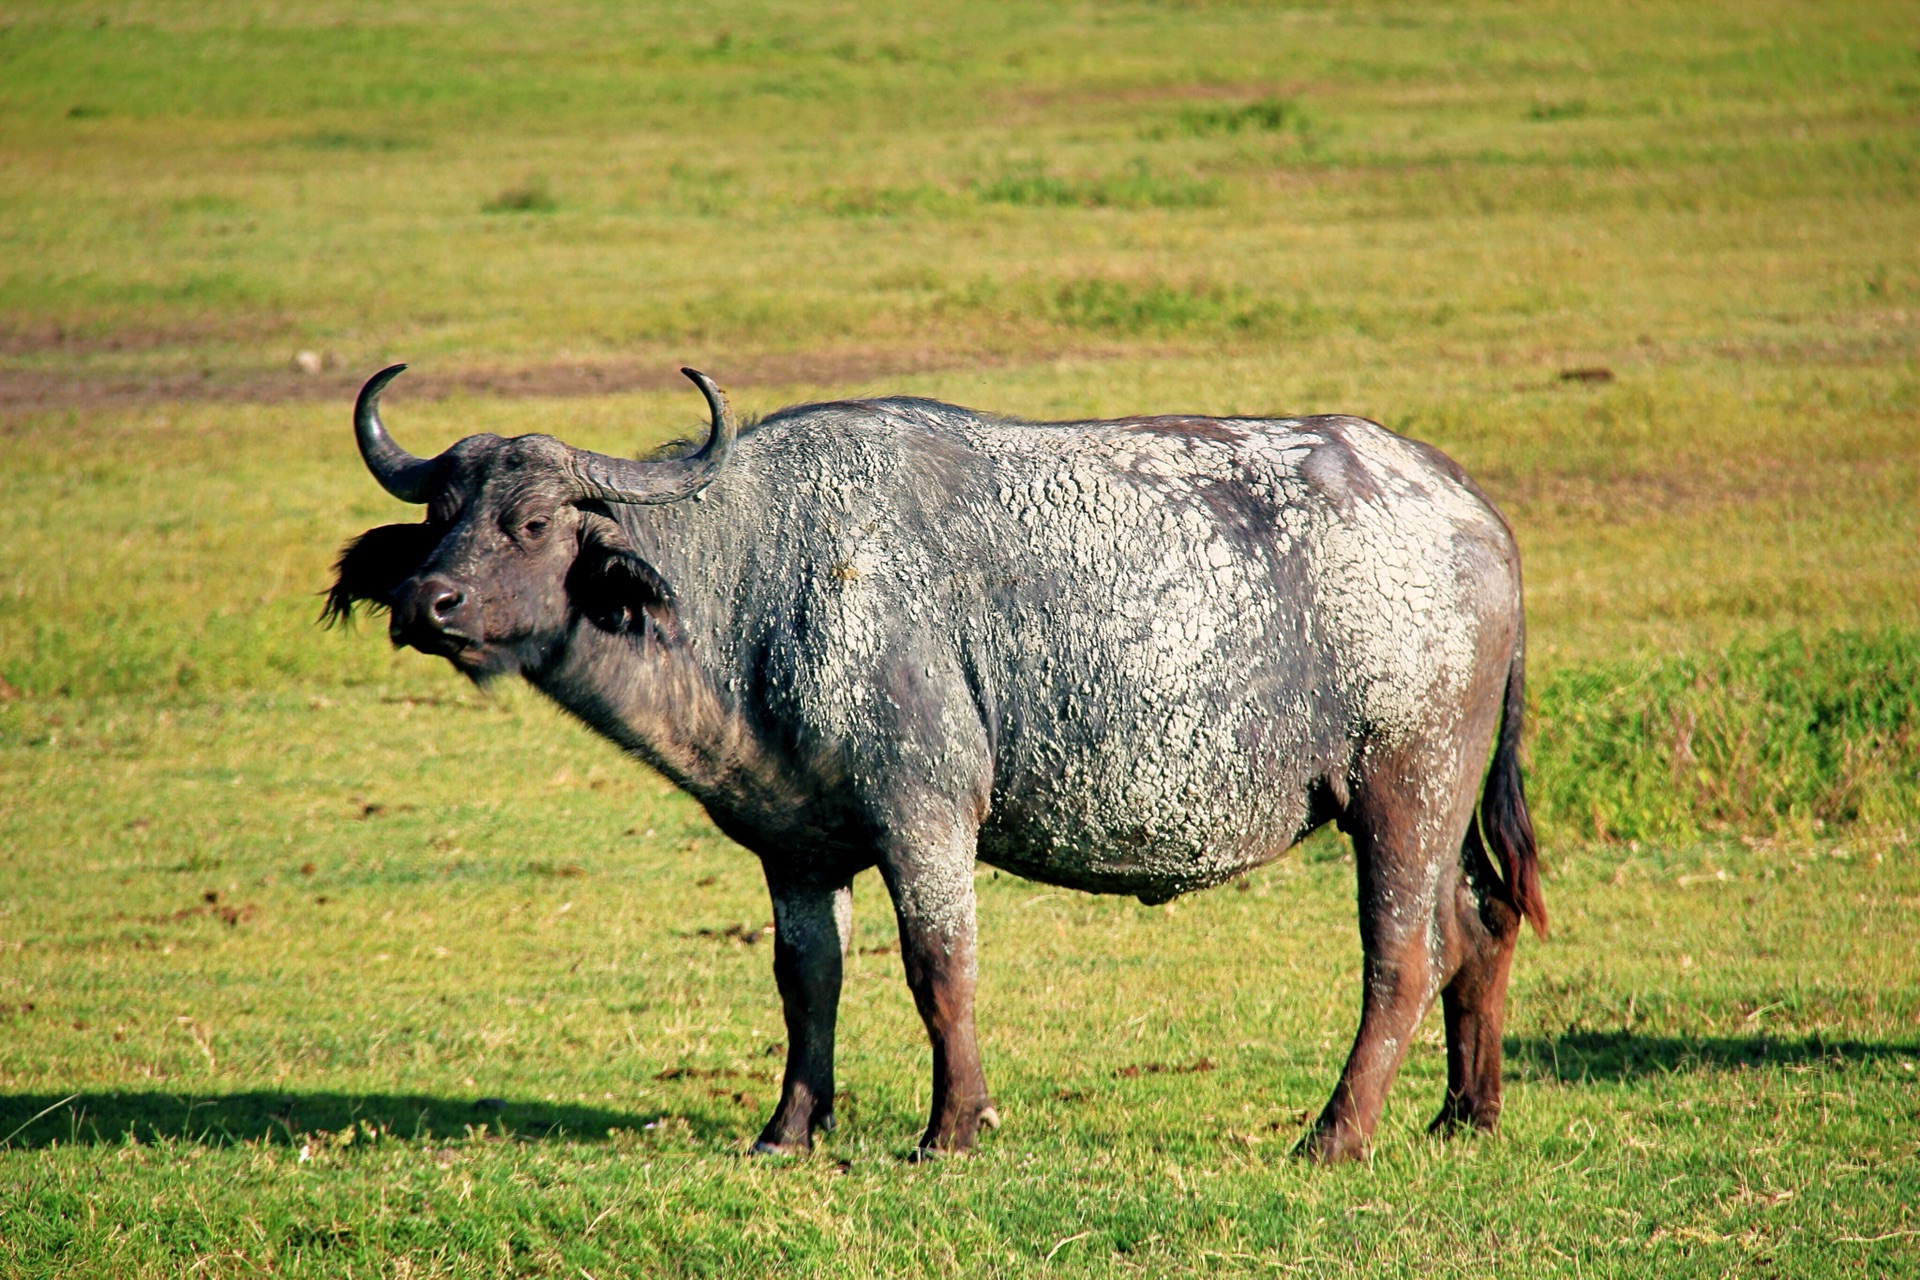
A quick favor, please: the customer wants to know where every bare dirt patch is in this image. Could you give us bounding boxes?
[0,347,1000,418]
[991,80,1315,111]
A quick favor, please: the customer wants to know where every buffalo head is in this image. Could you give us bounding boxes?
[323,365,735,679]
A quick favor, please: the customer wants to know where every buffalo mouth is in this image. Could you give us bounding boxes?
[389,616,480,661]
[406,631,523,682]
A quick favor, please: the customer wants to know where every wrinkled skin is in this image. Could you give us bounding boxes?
[328,381,1545,1162]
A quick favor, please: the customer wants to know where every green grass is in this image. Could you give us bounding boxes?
[974,163,1225,212]
[2,1,1919,1275]
[1534,631,1920,844]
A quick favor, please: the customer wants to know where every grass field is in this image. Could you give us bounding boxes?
[3,1,1918,1275]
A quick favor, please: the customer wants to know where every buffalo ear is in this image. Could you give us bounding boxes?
[322,523,440,626]
[568,518,677,639]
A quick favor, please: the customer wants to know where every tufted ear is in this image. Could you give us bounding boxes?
[567,514,677,639]
[322,522,443,626]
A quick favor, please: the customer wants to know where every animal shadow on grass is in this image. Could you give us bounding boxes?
[1508,1031,1919,1083]
[0,1091,724,1150]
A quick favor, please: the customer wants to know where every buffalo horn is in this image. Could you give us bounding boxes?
[567,368,738,505]
[354,364,441,503]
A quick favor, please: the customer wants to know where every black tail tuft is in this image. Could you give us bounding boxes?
[1483,629,1547,939]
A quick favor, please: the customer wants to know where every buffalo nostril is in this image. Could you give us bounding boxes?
[430,589,465,620]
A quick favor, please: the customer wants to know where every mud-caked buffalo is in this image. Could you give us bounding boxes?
[325,365,1546,1162]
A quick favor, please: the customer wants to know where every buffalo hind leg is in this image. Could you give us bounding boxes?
[752,877,853,1154]
[1430,829,1521,1137]
[1300,914,1437,1162]
[1301,760,1466,1164]
[879,825,997,1158]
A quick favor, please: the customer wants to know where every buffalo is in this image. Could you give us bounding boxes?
[325,365,1545,1162]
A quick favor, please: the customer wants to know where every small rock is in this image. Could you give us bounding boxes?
[293,351,323,375]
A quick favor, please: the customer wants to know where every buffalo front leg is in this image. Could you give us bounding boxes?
[879,829,997,1157]
[752,877,853,1154]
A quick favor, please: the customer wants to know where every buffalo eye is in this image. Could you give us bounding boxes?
[518,515,551,541]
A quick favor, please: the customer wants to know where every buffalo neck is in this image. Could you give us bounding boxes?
[528,470,801,809]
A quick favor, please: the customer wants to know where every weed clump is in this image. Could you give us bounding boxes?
[482,179,556,214]
[1527,98,1591,122]
[1046,277,1243,335]
[1177,96,1304,136]
[285,130,420,152]
[1037,276,1335,340]
[1145,96,1322,150]
[822,184,961,218]
[975,161,1220,211]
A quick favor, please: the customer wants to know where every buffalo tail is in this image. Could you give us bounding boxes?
[1483,625,1547,939]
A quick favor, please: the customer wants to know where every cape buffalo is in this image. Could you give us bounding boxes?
[325,364,1545,1162]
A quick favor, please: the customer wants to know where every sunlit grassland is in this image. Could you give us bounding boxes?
[3,1,1917,372]
[2,1,1919,1276]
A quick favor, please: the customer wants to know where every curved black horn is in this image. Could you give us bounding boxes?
[354,364,440,503]
[567,368,738,505]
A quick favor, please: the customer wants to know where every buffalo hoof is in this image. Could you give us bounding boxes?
[1293,1124,1368,1165]
[1427,1101,1499,1139]
[908,1102,999,1161]
[750,1106,834,1157]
